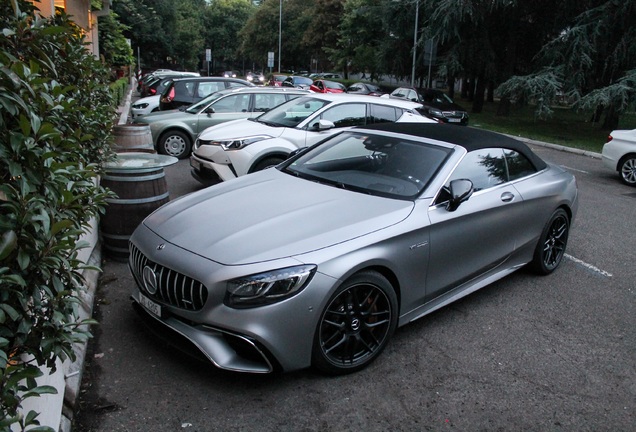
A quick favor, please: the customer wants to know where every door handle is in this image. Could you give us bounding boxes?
[501,192,515,202]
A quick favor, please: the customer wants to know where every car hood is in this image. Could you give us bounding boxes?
[425,100,467,112]
[143,169,414,265]
[134,95,161,105]
[198,118,284,141]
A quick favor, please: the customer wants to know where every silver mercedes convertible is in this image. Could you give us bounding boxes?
[128,123,578,375]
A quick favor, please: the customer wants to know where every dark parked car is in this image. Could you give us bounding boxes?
[159,77,253,111]
[281,75,313,89]
[388,87,469,125]
[347,82,384,96]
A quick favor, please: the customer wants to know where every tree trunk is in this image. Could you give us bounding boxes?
[590,104,604,123]
[472,76,486,113]
[602,104,620,130]
[487,81,494,103]
[497,97,512,116]
[447,76,455,99]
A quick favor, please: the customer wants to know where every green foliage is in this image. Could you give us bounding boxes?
[97,11,134,67]
[1,0,116,428]
[110,77,129,106]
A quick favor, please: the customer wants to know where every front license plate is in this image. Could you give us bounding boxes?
[448,118,461,123]
[139,293,161,318]
[190,158,201,171]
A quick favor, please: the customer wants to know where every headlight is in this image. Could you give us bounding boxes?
[214,135,273,150]
[133,103,149,109]
[225,265,316,308]
[429,108,443,116]
[247,75,254,81]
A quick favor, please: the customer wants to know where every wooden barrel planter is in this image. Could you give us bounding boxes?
[112,124,155,153]
[99,153,177,261]
[100,167,169,261]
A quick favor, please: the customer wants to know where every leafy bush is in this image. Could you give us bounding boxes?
[110,77,129,106]
[0,1,115,429]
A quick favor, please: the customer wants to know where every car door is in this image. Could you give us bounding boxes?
[195,93,252,133]
[425,148,522,300]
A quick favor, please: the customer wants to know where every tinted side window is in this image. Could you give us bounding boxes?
[197,82,225,98]
[320,103,367,128]
[253,93,287,112]
[369,104,398,124]
[505,149,537,181]
[448,148,507,191]
[175,81,195,98]
[211,94,250,113]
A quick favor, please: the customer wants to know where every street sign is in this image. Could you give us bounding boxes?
[267,51,274,68]
[205,49,211,62]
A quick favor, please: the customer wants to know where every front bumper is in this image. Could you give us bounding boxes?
[128,224,336,373]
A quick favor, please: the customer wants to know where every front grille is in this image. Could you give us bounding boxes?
[129,243,208,311]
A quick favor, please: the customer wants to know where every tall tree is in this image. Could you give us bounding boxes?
[498,1,635,129]
[205,0,256,73]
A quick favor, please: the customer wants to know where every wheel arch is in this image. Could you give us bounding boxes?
[248,151,290,173]
[617,152,636,171]
[338,265,402,315]
[158,126,195,145]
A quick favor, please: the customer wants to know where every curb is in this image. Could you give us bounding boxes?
[504,133,602,159]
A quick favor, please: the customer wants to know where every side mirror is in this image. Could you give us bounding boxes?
[319,119,335,130]
[205,106,215,116]
[446,179,474,212]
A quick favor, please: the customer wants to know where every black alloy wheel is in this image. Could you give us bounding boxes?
[531,208,570,275]
[618,155,636,186]
[312,271,398,375]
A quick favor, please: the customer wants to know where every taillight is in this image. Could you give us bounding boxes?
[165,87,175,102]
[149,88,156,95]
[607,135,613,143]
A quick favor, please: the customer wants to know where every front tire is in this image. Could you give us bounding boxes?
[312,271,398,375]
[618,154,636,186]
[530,208,570,275]
[159,130,191,159]
[251,157,285,173]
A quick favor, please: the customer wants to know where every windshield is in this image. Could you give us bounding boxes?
[255,96,331,128]
[283,131,451,199]
[185,91,225,114]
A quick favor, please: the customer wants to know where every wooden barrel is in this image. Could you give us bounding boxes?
[112,124,155,153]
[100,167,169,261]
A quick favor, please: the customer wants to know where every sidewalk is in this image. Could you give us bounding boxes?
[15,84,134,432]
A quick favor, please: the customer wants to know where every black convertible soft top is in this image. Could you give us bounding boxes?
[358,123,547,171]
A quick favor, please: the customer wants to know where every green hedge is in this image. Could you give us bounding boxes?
[110,77,129,107]
[0,1,116,430]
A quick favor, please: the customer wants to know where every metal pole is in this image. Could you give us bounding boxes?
[411,0,419,88]
[278,0,282,72]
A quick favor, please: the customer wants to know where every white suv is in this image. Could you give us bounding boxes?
[190,94,435,185]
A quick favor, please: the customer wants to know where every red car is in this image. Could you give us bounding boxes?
[268,74,287,87]
[309,79,346,93]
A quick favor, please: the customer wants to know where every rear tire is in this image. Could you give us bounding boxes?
[618,154,636,186]
[312,271,398,375]
[159,130,191,159]
[530,208,570,275]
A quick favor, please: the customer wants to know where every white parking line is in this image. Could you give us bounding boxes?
[565,254,613,277]
[560,165,589,174]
